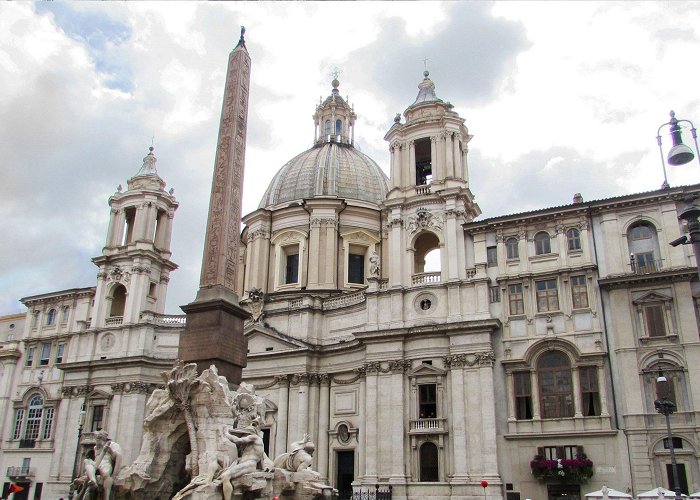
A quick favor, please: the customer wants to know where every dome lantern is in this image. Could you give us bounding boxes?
[313,78,357,146]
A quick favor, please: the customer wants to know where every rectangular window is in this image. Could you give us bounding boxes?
[39,343,51,366]
[508,284,524,315]
[487,246,497,266]
[12,409,24,439]
[579,366,600,416]
[571,275,589,309]
[285,253,299,284]
[90,405,105,432]
[536,279,559,312]
[513,371,533,420]
[663,437,683,449]
[540,445,581,460]
[506,238,519,259]
[418,384,437,419]
[348,253,365,284]
[489,286,501,303]
[25,406,42,441]
[55,344,65,364]
[41,408,54,439]
[644,304,667,337]
[33,482,42,500]
[634,252,657,273]
[25,347,34,367]
[414,138,432,185]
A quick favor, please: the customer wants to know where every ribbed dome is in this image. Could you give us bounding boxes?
[259,142,389,209]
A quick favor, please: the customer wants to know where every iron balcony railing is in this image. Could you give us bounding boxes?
[352,485,392,500]
[7,466,35,477]
[630,259,663,275]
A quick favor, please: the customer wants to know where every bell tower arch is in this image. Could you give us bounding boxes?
[91,147,179,328]
[382,72,481,286]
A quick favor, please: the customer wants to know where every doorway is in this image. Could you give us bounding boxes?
[336,450,354,500]
[547,484,580,500]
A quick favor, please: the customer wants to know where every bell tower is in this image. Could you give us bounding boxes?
[91,147,179,328]
[385,70,476,196]
[383,72,480,287]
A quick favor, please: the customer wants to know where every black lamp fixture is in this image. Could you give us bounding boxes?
[656,111,700,188]
[654,371,683,500]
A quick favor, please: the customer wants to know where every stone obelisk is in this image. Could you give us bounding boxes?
[179,27,251,383]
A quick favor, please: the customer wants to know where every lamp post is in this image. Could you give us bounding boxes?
[656,110,700,188]
[654,372,683,500]
[67,404,86,500]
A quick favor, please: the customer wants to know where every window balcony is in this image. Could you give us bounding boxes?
[412,272,441,285]
[409,417,448,434]
[105,316,124,326]
[7,466,35,479]
[630,259,663,275]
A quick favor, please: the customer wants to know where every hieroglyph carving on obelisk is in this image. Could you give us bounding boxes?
[200,27,250,296]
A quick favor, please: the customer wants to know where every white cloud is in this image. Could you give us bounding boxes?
[2,1,700,315]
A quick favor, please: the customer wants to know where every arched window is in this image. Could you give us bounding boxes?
[12,393,55,446]
[628,221,660,273]
[25,395,43,441]
[506,237,519,259]
[537,351,574,418]
[324,120,331,136]
[110,285,127,318]
[534,231,551,255]
[46,309,56,326]
[419,442,439,481]
[567,228,581,251]
[335,119,342,136]
[413,232,440,276]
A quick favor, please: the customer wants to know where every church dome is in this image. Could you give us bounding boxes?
[258,78,389,209]
[258,142,389,208]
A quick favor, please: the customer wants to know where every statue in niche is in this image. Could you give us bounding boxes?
[368,253,380,278]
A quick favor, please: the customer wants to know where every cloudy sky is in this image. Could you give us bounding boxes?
[2,1,700,315]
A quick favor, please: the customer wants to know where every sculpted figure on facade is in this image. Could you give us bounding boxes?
[368,253,380,278]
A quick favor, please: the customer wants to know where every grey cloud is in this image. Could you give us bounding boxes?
[469,147,640,219]
[341,2,529,120]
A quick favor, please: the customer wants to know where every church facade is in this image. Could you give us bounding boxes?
[1,55,700,500]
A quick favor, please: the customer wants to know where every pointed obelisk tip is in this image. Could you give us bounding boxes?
[236,25,246,49]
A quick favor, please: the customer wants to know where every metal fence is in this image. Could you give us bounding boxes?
[352,485,392,500]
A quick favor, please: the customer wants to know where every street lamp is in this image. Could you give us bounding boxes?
[656,110,700,188]
[67,404,87,500]
[654,372,683,500]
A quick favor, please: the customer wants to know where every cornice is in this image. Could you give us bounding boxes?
[598,267,697,288]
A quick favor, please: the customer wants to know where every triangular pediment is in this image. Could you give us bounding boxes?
[408,362,447,377]
[87,389,113,401]
[244,324,311,355]
[633,291,672,305]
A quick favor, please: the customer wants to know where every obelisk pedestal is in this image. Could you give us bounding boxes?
[179,28,251,384]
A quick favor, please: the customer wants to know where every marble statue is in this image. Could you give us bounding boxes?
[368,253,380,278]
[73,430,123,500]
[116,362,334,500]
